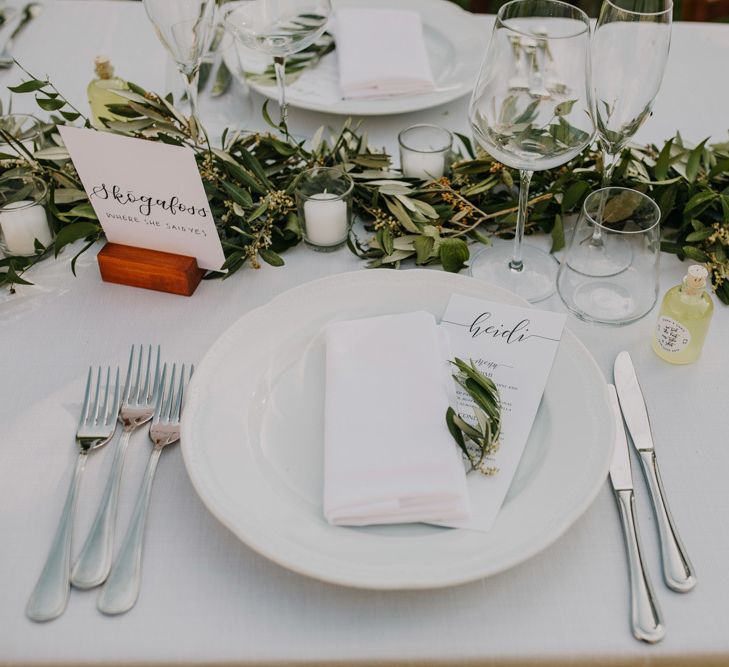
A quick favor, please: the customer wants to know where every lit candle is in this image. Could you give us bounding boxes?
[0,201,52,256]
[400,150,446,180]
[303,193,349,247]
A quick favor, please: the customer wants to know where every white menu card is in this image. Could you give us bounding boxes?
[439,295,567,532]
[59,126,225,271]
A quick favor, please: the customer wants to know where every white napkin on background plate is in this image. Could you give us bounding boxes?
[323,311,470,526]
[334,8,436,100]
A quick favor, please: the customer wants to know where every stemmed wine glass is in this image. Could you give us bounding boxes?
[468,0,593,303]
[144,0,217,133]
[585,0,672,273]
[223,0,331,128]
[594,0,672,188]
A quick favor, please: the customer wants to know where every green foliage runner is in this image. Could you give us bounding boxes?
[1,68,728,305]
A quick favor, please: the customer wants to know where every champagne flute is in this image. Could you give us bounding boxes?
[468,0,593,303]
[594,0,672,187]
[586,0,672,273]
[144,0,217,132]
[223,0,331,128]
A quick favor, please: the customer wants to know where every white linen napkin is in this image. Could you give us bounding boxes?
[334,9,436,100]
[323,311,470,526]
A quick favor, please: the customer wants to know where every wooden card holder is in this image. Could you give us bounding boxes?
[97,243,205,296]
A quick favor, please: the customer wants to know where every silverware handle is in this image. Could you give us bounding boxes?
[614,488,664,644]
[97,446,162,615]
[637,450,696,592]
[26,452,87,622]
[71,429,132,589]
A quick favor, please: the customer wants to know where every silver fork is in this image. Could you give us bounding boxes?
[71,345,161,589]
[26,366,121,622]
[98,363,192,615]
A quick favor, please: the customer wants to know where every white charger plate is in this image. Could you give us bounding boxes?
[180,269,614,589]
[224,0,486,116]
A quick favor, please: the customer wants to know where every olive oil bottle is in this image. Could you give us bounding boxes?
[87,57,128,129]
[652,265,714,364]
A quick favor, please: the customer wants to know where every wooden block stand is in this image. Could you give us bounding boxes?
[97,243,205,296]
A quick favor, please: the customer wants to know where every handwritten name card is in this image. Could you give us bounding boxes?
[59,126,225,271]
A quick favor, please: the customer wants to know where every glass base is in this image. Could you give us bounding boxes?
[566,233,633,278]
[469,242,559,303]
[304,239,347,253]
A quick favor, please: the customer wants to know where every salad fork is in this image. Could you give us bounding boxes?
[98,363,192,615]
[26,366,121,622]
[71,345,161,589]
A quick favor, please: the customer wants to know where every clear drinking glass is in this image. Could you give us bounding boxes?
[223,0,331,127]
[594,0,672,187]
[556,187,660,325]
[0,175,53,257]
[468,0,593,302]
[0,114,44,158]
[143,0,217,130]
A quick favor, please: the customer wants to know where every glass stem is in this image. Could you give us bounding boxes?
[273,56,288,131]
[510,169,532,272]
[182,68,201,139]
[592,147,620,245]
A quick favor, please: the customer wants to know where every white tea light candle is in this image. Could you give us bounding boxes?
[303,193,349,246]
[398,124,453,181]
[400,150,446,180]
[0,201,52,256]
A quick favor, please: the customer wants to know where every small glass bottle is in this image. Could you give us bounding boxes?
[652,265,714,364]
[87,57,128,129]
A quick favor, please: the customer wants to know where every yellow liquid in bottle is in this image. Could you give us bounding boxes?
[652,282,713,364]
[87,77,129,129]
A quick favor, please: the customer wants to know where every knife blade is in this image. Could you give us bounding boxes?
[614,351,696,593]
[608,384,664,644]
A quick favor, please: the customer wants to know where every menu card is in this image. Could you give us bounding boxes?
[59,126,225,271]
[439,295,566,532]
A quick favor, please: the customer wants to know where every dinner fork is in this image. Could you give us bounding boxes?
[71,345,161,589]
[98,363,192,615]
[26,366,121,622]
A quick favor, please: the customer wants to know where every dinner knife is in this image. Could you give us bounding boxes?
[607,384,664,644]
[614,351,697,593]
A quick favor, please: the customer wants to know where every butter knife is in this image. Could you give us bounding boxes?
[614,351,696,593]
[608,384,664,644]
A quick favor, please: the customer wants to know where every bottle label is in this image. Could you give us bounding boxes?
[655,316,691,353]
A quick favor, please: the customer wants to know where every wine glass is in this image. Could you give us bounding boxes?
[144,0,217,131]
[594,0,672,187]
[583,0,672,274]
[468,0,593,303]
[223,0,331,128]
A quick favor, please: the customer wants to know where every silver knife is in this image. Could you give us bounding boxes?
[614,351,696,593]
[607,384,664,644]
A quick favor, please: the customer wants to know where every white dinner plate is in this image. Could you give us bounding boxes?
[223,0,486,116]
[181,269,613,589]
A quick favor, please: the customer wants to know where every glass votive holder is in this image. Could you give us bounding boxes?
[0,175,53,257]
[295,167,353,252]
[398,124,453,180]
[556,187,661,326]
[0,114,43,158]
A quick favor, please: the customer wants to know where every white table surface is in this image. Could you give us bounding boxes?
[1,2,728,665]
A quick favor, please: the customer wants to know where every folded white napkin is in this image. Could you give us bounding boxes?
[334,9,436,100]
[323,311,470,526]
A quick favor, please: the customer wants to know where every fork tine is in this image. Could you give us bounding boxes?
[106,367,121,426]
[153,364,168,424]
[90,366,102,424]
[79,367,93,429]
[99,366,111,424]
[163,364,177,422]
[171,364,186,423]
[140,345,152,403]
[133,344,144,403]
[122,345,135,403]
[151,345,161,402]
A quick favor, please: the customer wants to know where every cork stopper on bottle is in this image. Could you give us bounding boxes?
[684,264,708,295]
[94,56,114,80]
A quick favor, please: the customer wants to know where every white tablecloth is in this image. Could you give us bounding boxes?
[1,2,728,665]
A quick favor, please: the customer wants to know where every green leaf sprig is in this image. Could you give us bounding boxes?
[445,358,502,476]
